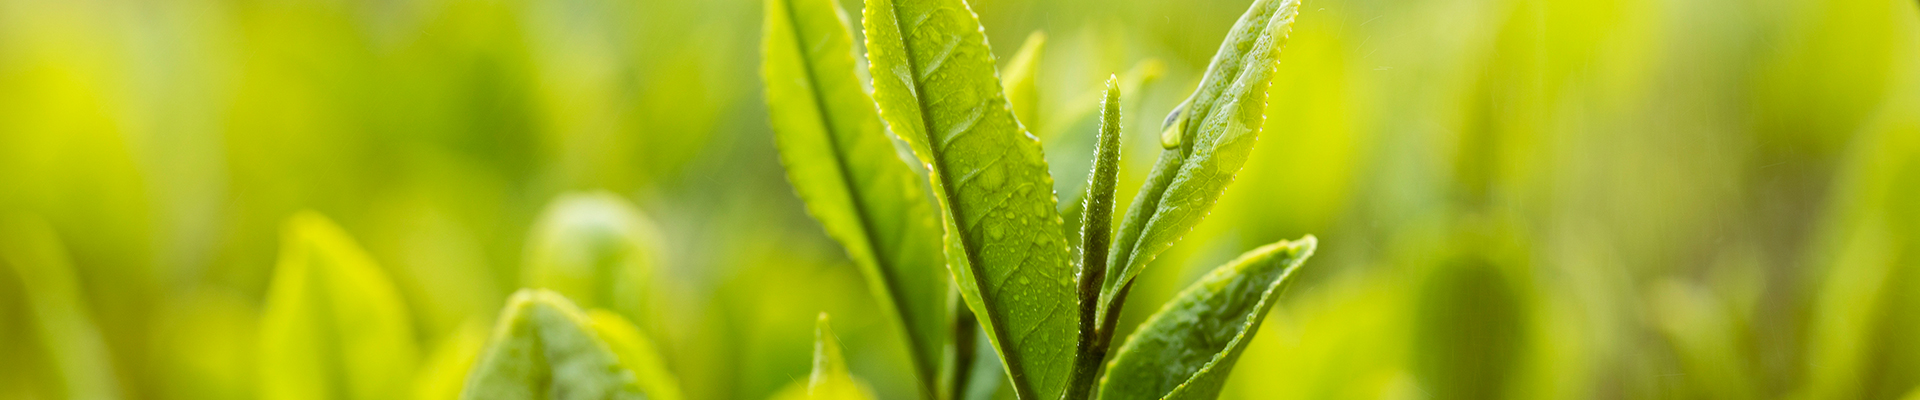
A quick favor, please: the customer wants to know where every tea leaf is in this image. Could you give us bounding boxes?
[260,212,420,400]
[1002,31,1047,134]
[0,216,124,400]
[863,0,1079,398]
[460,289,646,400]
[1102,0,1300,316]
[807,314,875,400]
[523,191,666,323]
[1098,236,1315,400]
[588,310,685,400]
[762,0,952,391]
[1065,77,1124,400]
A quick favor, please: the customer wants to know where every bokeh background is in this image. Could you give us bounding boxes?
[3,0,1918,398]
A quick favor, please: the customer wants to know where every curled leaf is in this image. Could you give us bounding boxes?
[1103,0,1301,318]
[1098,236,1316,400]
[523,191,666,323]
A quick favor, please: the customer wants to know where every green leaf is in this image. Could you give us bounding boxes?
[806,314,875,400]
[761,0,953,392]
[1102,0,1301,316]
[1065,77,1124,400]
[1097,236,1316,400]
[413,322,488,400]
[588,310,685,400]
[1002,31,1047,135]
[460,289,646,400]
[260,211,421,400]
[862,0,1079,398]
[0,216,125,400]
[523,191,667,323]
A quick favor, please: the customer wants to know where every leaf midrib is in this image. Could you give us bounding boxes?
[775,0,934,384]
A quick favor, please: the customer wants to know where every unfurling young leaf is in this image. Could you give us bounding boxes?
[460,289,647,400]
[0,216,125,400]
[260,211,420,400]
[1002,31,1047,134]
[762,0,952,393]
[863,0,1079,398]
[1102,0,1301,319]
[523,191,667,324]
[807,314,876,400]
[1097,236,1316,400]
[1065,77,1125,400]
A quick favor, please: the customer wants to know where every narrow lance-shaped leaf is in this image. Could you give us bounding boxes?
[1065,77,1125,400]
[0,216,124,400]
[762,0,951,392]
[523,191,667,324]
[864,0,1079,398]
[1097,236,1316,400]
[807,314,876,400]
[260,211,420,400]
[1002,31,1047,135]
[1102,0,1301,318]
[460,289,646,400]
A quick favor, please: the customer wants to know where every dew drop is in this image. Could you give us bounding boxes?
[988,222,1005,239]
[981,165,1006,188]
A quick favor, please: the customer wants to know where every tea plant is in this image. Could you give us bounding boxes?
[762,0,1312,399]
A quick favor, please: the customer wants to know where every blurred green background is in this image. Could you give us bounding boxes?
[2,0,1918,398]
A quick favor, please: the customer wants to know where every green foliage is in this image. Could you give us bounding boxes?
[1098,237,1314,400]
[807,314,877,400]
[862,0,1081,399]
[459,290,647,400]
[1002,32,1048,134]
[522,192,667,326]
[1102,0,1299,320]
[761,0,952,392]
[259,212,420,400]
[0,216,124,400]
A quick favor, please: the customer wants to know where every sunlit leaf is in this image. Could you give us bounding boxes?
[260,211,420,400]
[1002,31,1047,135]
[589,310,685,400]
[1065,77,1124,400]
[761,0,951,391]
[806,314,875,400]
[414,322,488,400]
[0,216,125,400]
[863,0,1079,398]
[523,191,667,323]
[460,289,645,400]
[1098,236,1315,400]
[1102,0,1300,317]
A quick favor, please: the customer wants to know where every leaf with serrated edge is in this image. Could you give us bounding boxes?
[460,290,646,400]
[763,0,951,392]
[863,0,1079,398]
[1102,0,1300,318]
[1097,236,1316,400]
[260,212,420,400]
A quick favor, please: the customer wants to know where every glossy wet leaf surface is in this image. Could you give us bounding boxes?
[1103,0,1301,316]
[762,0,951,390]
[1098,236,1315,400]
[863,0,1079,398]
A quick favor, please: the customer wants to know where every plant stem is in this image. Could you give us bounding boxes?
[1063,77,1125,400]
[945,294,978,400]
